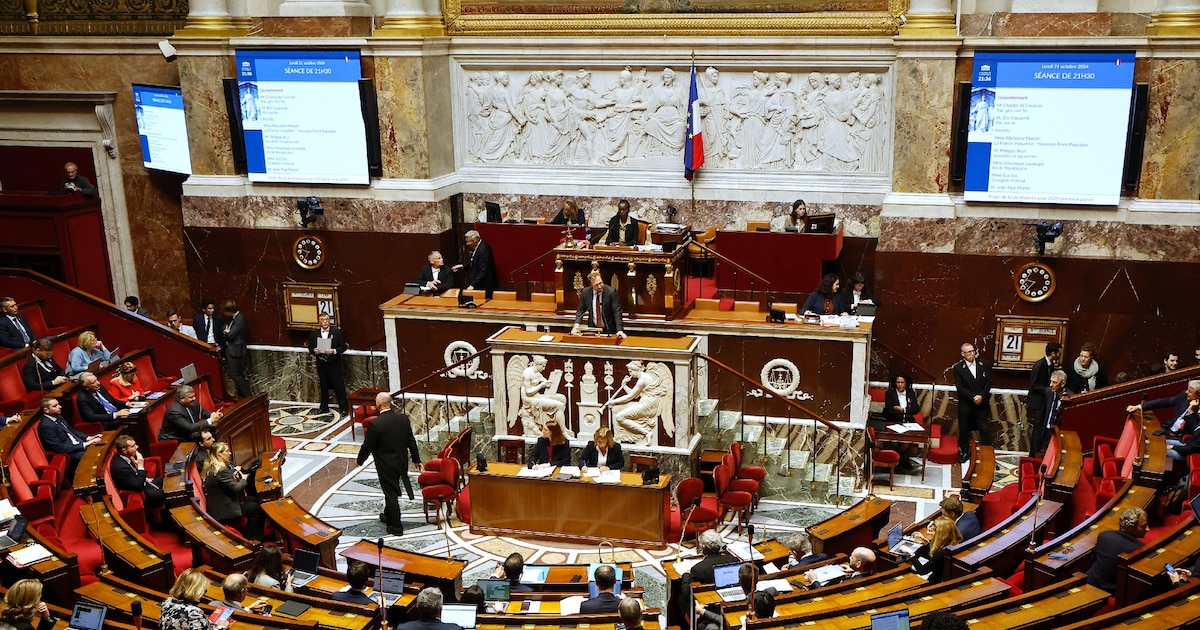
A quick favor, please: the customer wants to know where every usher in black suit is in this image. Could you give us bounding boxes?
[307,324,349,414]
[356,408,421,533]
[953,358,993,455]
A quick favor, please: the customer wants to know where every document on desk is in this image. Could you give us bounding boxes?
[582,467,601,477]
[517,467,556,478]
[558,466,582,477]
[808,564,847,584]
[756,578,793,593]
[887,423,925,433]
[673,557,702,574]
[727,541,765,561]
[594,469,623,484]
[521,565,549,583]
[558,596,585,616]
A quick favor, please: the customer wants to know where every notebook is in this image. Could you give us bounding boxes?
[289,548,321,587]
[378,568,405,607]
[0,516,27,548]
[870,609,910,630]
[67,602,107,630]
[712,561,745,602]
[441,603,479,629]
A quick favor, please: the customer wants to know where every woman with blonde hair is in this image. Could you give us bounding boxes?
[550,199,586,226]
[910,516,962,583]
[161,568,229,629]
[108,362,143,402]
[579,426,625,471]
[0,579,52,630]
[202,442,265,540]
[529,420,571,467]
[66,330,111,376]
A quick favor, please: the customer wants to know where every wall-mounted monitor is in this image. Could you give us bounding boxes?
[234,49,370,185]
[132,83,193,175]
[963,51,1136,206]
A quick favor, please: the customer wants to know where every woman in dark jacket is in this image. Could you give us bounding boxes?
[529,420,572,467]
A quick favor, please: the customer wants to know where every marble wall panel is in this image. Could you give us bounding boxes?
[891,57,955,194]
[256,16,372,37]
[992,11,1114,36]
[179,55,237,177]
[1139,58,1200,201]
[376,56,433,180]
[245,348,387,402]
[182,195,452,233]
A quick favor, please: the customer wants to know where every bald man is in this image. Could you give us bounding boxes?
[356,392,421,536]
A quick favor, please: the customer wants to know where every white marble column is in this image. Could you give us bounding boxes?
[180,0,239,31]
[278,0,373,17]
[1149,0,1200,34]
[899,0,957,36]
[375,0,444,36]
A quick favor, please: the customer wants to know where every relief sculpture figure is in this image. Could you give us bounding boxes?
[602,360,674,446]
[506,354,568,437]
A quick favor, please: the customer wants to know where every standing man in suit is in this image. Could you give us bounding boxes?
[307,313,349,415]
[451,230,498,298]
[356,392,421,536]
[1030,370,1071,457]
[413,250,455,295]
[160,385,222,442]
[571,271,627,339]
[396,587,464,630]
[22,338,68,392]
[109,435,165,508]
[36,396,100,473]
[954,342,993,463]
[222,300,252,397]
[76,371,131,430]
[580,565,621,613]
[193,299,225,348]
[0,297,35,349]
[1026,342,1062,450]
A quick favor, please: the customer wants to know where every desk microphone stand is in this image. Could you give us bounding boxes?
[746,524,757,621]
[376,537,389,630]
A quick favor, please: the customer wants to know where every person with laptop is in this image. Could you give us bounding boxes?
[109,435,166,509]
[76,371,131,430]
[160,385,222,443]
[209,573,271,614]
[678,530,738,627]
[0,578,53,630]
[398,587,464,630]
[65,331,112,377]
[332,560,378,605]
[839,272,879,316]
[693,562,755,630]
[906,517,961,583]
[248,545,295,592]
[804,547,876,587]
[580,564,622,613]
[491,553,534,592]
[108,362,144,402]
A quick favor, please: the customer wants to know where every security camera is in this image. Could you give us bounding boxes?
[158,40,177,63]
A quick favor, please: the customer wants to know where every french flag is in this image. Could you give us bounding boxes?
[684,65,705,181]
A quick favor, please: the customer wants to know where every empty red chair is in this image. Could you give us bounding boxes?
[867,426,901,489]
[731,442,767,483]
[420,457,459,526]
[714,463,752,535]
[722,453,758,511]
[674,477,719,541]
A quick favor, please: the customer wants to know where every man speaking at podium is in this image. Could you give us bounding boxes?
[571,271,626,340]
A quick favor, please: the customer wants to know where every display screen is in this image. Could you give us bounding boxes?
[132,84,193,175]
[963,51,1136,206]
[234,49,369,185]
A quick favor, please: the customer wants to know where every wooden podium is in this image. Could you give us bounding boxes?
[554,245,685,321]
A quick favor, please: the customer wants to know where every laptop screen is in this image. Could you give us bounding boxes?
[477,579,511,601]
[442,603,478,629]
[886,522,904,549]
[870,609,910,630]
[180,363,198,384]
[380,568,405,594]
[292,548,320,574]
[712,562,741,588]
[69,602,107,630]
[1190,494,1200,523]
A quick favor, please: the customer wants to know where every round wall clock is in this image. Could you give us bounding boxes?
[1015,262,1055,302]
[293,235,326,270]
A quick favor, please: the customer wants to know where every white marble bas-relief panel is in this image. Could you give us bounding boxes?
[457,65,892,175]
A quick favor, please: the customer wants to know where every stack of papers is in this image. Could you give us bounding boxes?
[594,470,623,484]
[516,467,556,478]
[521,566,549,583]
[756,578,793,593]
[558,596,586,616]
[673,557,701,574]
[727,541,765,561]
[8,543,51,567]
[887,423,925,433]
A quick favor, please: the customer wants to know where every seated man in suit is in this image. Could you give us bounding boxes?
[785,531,828,569]
[1127,379,1199,428]
[167,310,197,339]
[694,563,755,630]
[579,427,625,471]
[398,587,463,630]
[76,371,130,430]
[413,250,455,295]
[679,530,739,626]
[22,338,68,392]
[571,271,627,339]
[109,435,165,508]
[210,573,270,613]
[940,495,981,540]
[580,564,621,613]
[491,552,534,592]
[0,297,36,349]
[159,384,222,442]
[332,560,378,605]
[36,396,101,474]
[805,547,876,587]
[1087,507,1148,593]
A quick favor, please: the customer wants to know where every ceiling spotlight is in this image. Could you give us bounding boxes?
[298,197,324,228]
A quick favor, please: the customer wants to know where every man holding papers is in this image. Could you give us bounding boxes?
[308,313,349,415]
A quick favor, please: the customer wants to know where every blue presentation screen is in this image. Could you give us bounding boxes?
[132,84,193,175]
[235,49,369,185]
[964,51,1135,206]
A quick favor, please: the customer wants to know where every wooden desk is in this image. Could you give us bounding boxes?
[1024,481,1156,591]
[874,502,979,571]
[806,495,892,557]
[947,496,1063,580]
[1116,516,1200,607]
[555,245,685,320]
[961,443,996,503]
[475,617,660,630]
[956,573,1109,629]
[469,462,671,548]
[6,517,79,607]
[72,429,119,499]
[663,539,789,628]
[255,450,284,501]
[199,568,378,629]
[169,502,259,574]
[873,424,930,481]
[261,497,341,569]
[163,442,194,506]
[341,540,466,601]
[1135,418,1168,488]
[1058,577,1200,629]
[1047,430,1084,506]
[80,496,174,593]
[713,226,843,294]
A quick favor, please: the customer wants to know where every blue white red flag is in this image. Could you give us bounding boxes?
[684,65,705,181]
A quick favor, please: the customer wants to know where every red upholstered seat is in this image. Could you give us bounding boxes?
[731,442,767,481]
[722,453,758,507]
[918,414,960,465]
[455,484,471,525]
[714,463,752,535]
[420,457,459,526]
[867,427,901,489]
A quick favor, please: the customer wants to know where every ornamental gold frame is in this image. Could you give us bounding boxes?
[441,0,906,36]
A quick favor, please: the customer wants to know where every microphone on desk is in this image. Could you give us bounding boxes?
[676,497,701,562]
[377,537,388,629]
[131,600,143,630]
[746,524,757,621]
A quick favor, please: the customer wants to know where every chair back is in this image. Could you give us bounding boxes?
[713,463,731,496]
[629,454,657,473]
[676,477,704,510]
[731,442,745,469]
[8,447,36,502]
[442,457,461,489]
[0,362,26,404]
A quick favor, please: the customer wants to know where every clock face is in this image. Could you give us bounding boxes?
[293,235,325,270]
[1015,262,1055,302]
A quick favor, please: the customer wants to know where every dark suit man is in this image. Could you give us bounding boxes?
[413,250,455,295]
[332,561,379,605]
[76,371,130,430]
[1087,508,1147,592]
[396,587,463,630]
[953,342,993,462]
[356,393,421,536]
[1026,343,1062,441]
[222,300,251,397]
[160,385,222,442]
[108,435,165,508]
[451,230,498,298]
[1030,370,1071,457]
[580,565,621,613]
[0,297,36,349]
[679,530,739,626]
[785,532,828,569]
[193,300,225,347]
[36,397,99,469]
[1129,380,1200,428]
[307,313,348,414]
[571,271,626,339]
[22,339,68,392]
[604,200,640,245]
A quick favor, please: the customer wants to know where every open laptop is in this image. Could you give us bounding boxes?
[869,609,910,630]
[441,603,479,629]
[1190,494,1200,523]
[887,522,922,557]
[856,303,878,317]
[289,548,321,588]
[403,283,423,295]
[179,362,198,385]
[712,561,745,602]
[478,578,511,607]
[0,515,27,548]
[67,602,107,630]
[377,568,405,607]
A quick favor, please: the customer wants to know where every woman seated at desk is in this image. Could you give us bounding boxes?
[839,272,880,315]
[109,362,143,402]
[906,516,961,583]
[530,420,572,467]
[550,199,586,226]
[801,274,849,317]
[202,441,265,540]
[66,330,112,376]
[772,198,808,232]
[604,200,640,246]
[579,427,624,471]
[879,373,922,470]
